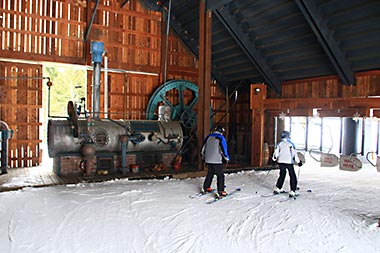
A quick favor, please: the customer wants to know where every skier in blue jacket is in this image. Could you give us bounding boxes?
[272,130,303,197]
[201,125,230,197]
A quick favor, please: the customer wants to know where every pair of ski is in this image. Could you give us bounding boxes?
[261,191,298,201]
[261,189,312,201]
[189,188,241,204]
[206,188,241,204]
[188,189,216,199]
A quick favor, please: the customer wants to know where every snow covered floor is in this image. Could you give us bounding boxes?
[1,159,379,253]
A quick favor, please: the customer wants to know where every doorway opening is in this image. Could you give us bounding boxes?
[281,116,380,165]
[41,63,87,167]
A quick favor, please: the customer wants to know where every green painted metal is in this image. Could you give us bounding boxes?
[146,80,199,129]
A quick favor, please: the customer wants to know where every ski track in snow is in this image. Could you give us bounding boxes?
[1,162,380,252]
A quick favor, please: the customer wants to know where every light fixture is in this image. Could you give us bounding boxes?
[279,109,289,121]
[312,108,320,118]
[352,111,361,123]
[279,112,286,120]
[254,88,260,95]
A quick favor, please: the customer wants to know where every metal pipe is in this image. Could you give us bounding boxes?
[163,0,172,83]
[377,121,380,154]
[226,85,229,137]
[361,118,365,156]
[120,135,129,173]
[274,116,278,145]
[90,42,104,119]
[104,55,109,118]
[305,117,309,151]
[92,62,101,118]
[0,76,50,80]
[320,118,323,152]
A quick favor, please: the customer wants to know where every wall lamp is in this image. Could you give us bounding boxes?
[279,109,290,121]
[352,111,361,123]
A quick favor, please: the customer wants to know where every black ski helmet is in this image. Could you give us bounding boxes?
[215,125,225,133]
[281,130,290,139]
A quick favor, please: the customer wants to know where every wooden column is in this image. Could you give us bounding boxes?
[197,1,212,170]
[250,84,267,166]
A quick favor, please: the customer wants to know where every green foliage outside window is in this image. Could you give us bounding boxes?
[43,65,87,117]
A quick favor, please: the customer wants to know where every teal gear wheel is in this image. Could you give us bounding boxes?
[146,80,199,129]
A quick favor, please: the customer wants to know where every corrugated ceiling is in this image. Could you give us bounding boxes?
[141,0,380,95]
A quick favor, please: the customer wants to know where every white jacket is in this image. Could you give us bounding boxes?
[272,138,300,164]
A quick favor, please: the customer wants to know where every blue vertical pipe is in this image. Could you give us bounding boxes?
[90,41,104,119]
[120,135,129,173]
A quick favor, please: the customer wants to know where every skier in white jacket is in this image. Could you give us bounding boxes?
[272,130,303,197]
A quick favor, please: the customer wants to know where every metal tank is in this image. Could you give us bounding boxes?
[48,118,183,158]
[341,117,358,156]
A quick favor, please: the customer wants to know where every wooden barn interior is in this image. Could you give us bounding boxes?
[0,0,379,189]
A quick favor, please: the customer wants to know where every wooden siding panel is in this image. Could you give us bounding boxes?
[281,71,380,99]
[0,0,86,63]
[0,0,198,78]
[0,0,201,168]
[0,61,42,168]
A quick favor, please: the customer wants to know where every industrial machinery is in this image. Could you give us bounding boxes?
[47,79,198,176]
[47,42,199,176]
[48,117,183,176]
[146,79,198,129]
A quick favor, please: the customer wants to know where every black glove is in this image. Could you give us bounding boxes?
[298,161,303,167]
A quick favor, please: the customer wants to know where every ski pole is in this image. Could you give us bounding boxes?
[255,162,276,194]
[297,166,301,180]
[296,165,301,190]
[224,159,229,171]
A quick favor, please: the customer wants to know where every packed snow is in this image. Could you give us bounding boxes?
[1,157,379,253]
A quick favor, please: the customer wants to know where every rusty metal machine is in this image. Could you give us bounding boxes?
[48,117,183,175]
[47,41,199,176]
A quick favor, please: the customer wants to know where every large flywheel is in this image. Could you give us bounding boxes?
[146,80,198,129]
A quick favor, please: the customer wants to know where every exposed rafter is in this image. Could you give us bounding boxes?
[84,0,100,41]
[295,0,355,85]
[214,6,281,94]
[168,17,228,88]
[119,0,130,8]
[206,0,234,11]
[140,0,228,88]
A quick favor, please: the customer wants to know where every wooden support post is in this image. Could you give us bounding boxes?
[250,84,267,167]
[197,1,212,170]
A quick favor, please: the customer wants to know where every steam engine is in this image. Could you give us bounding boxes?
[47,43,192,176]
[48,118,183,176]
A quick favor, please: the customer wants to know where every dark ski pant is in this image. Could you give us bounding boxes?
[203,163,225,192]
[275,163,298,192]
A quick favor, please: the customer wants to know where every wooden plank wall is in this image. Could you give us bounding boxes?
[0,0,235,168]
[0,0,86,64]
[89,0,161,72]
[0,61,42,168]
[85,1,201,121]
[279,71,380,99]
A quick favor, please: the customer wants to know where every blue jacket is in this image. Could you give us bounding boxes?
[201,131,230,164]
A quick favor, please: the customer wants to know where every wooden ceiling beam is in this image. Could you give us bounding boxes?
[215,6,281,95]
[295,0,356,85]
[206,0,234,11]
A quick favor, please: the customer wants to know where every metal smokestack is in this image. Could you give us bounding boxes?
[90,41,104,119]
